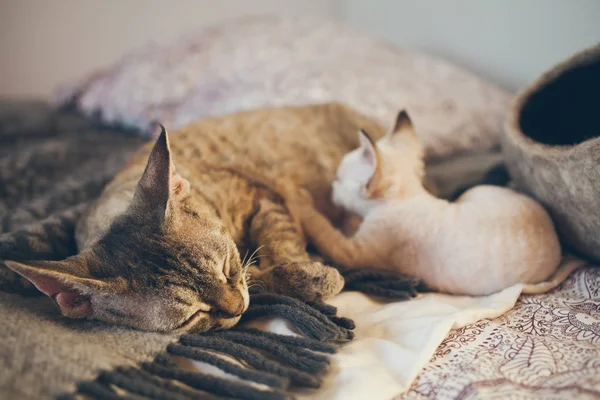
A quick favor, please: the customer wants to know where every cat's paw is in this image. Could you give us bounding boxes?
[267,261,344,301]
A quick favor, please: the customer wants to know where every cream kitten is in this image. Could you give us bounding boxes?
[288,111,562,295]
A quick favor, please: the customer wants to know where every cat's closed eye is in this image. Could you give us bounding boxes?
[222,253,242,284]
[222,254,231,280]
[226,266,243,285]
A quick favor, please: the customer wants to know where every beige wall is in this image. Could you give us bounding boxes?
[342,0,600,91]
[0,0,339,99]
[2,0,598,98]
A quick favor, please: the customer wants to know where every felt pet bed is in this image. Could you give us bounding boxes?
[502,44,600,263]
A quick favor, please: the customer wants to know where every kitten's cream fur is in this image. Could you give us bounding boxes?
[289,111,562,295]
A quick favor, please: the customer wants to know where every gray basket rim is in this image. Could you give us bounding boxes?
[503,43,600,159]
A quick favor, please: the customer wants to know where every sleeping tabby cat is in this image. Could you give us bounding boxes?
[5,103,393,332]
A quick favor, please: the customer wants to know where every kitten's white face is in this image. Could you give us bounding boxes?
[332,110,425,216]
[332,146,375,216]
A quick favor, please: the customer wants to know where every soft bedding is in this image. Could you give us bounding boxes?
[1,102,599,400]
[400,262,600,399]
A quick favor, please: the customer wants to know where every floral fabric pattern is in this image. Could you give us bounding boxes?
[399,265,600,399]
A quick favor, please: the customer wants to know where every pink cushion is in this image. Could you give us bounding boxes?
[55,16,511,159]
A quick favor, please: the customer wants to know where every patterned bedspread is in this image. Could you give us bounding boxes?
[401,265,600,399]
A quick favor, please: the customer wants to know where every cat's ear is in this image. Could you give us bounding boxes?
[389,110,416,138]
[358,129,383,197]
[4,255,122,319]
[132,124,190,218]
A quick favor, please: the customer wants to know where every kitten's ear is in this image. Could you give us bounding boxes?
[4,255,122,319]
[389,109,416,137]
[358,129,379,167]
[358,129,383,197]
[133,124,190,218]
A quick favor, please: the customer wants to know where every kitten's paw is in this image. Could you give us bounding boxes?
[268,261,344,301]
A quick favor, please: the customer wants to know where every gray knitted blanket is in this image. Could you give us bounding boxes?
[0,101,175,399]
[0,101,424,399]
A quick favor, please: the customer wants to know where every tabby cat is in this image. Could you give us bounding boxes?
[284,111,562,296]
[5,103,390,332]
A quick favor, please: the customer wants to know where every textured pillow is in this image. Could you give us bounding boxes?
[55,15,511,160]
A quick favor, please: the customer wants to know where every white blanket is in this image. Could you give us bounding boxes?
[189,257,584,399]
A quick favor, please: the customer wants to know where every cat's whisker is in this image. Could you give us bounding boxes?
[251,253,269,259]
[245,245,265,266]
[245,258,259,269]
[251,245,265,256]
[247,282,266,292]
[242,258,257,271]
[241,248,251,267]
[246,253,269,268]
[243,245,269,271]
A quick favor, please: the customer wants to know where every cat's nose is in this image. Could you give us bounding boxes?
[217,300,244,318]
[231,301,245,317]
[214,290,245,318]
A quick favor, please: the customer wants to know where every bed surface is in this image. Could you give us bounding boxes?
[1,101,599,399]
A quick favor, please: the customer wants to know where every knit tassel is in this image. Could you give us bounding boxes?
[206,330,331,366]
[144,358,289,400]
[341,267,420,298]
[232,327,337,353]
[167,342,288,388]
[242,293,354,342]
[178,335,321,388]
